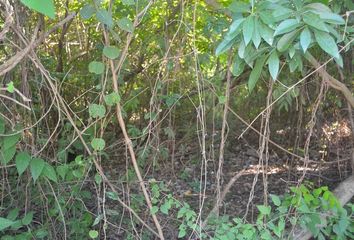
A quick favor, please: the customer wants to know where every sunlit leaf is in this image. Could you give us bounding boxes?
[20,0,56,19]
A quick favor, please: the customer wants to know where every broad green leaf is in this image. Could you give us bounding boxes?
[259,22,274,46]
[277,30,299,52]
[89,104,106,118]
[178,227,187,238]
[270,194,281,206]
[7,208,19,221]
[1,145,16,164]
[319,12,345,25]
[226,18,245,40]
[30,158,45,183]
[56,165,69,180]
[117,17,134,33]
[248,55,266,92]
[15,151,31,176]
[215,38,235,56]
[3,133,21,150]
[22,212,34,225]
[0,217,14,231]
[305,3,332,12]
[96,9,114,28]
[91,138,105,151]
[20,0,56,19]
[314,30,339,59]
[243,16,254,45]
[272,7,293,21]
[42,162,57,183]
[122,0,135,6]
[103,46,120,59]
[238,40,246,59]
[6,82,14,93]
[257,205,271,215]
[303,13,328,32]
[104,92,121,106]
[268,51,279,80]
[80,5,95,20]
[231,55,245,77]
[300,27,312,53]
[89,230,99,239]
[88,61,105,74]
[274,19,300,36]
[252,19,261,49]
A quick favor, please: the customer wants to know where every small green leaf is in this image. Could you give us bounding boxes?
[104,92,121,106]
[96,9,114,28]
[243,16,254,45]
[106,191,118,200]
[300,27,312,53]
[20,0,56,19]
[56,165,69,180]
[6,82,14,93]
[218,96,227,104]
[277,30,299,52]
[274,19,301,36]
[270,194,281,206]
[303,13,328,32]
[305,3,331,13]
[117,17,134,33]
[30,158,45,183]
[178,226,187,238]
[91,138,105,151]
[80,5,95,20]
[15,151,31,176]
[0,217,14,231]
[257,205,271,215]
[42,162,57,183]
[88,61,105,74]
[150,206,159,214]
[95,173,102,185]
[89,104,106,118]
[103,46,120,59]
[7,208,19,221]
[314,30,339,59]
[89,230,99,239]
[268,51,279,80]
[248,55,266,92]
[22,212,34,225]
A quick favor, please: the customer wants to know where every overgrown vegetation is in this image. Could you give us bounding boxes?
[0,0,353,239]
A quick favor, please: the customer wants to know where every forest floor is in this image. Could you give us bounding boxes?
[101,119,353,239]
